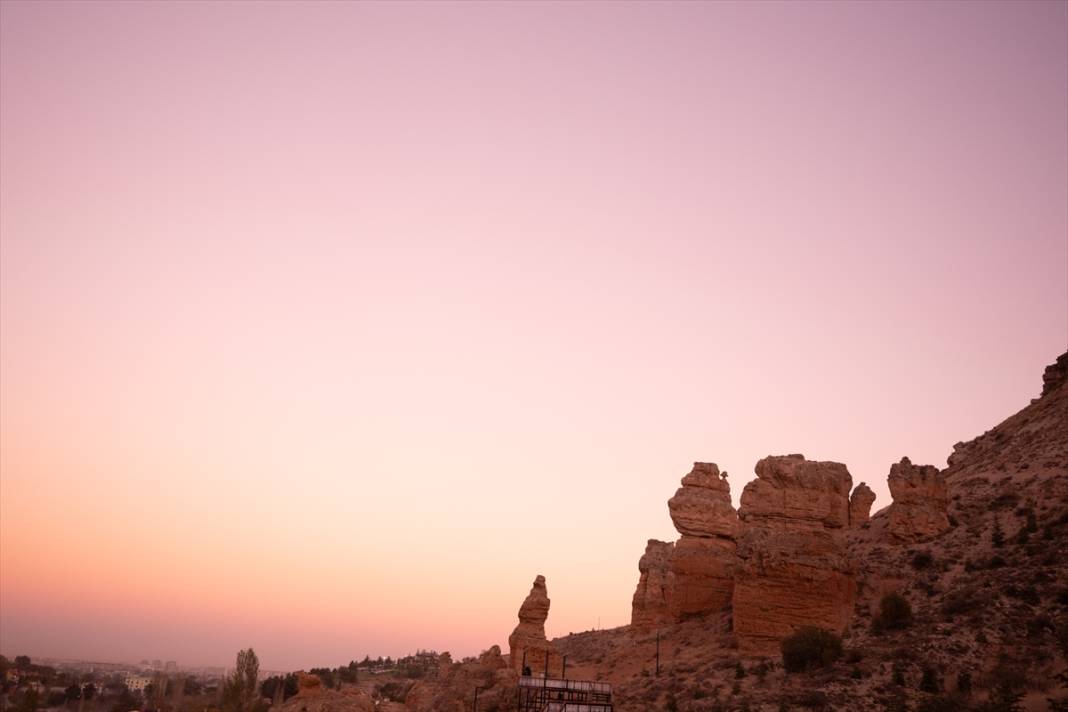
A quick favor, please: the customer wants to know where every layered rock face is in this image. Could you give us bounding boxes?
[733,455,856,654]
[1041,351,1068,397]
[849,483,876,527]
[507,575,562,675]
[630,539,675,630]
[666,463,738,619]
[885,457,950,541]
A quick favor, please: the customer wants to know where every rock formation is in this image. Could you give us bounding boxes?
[279,675,374,712]
[1042,351,1068,397]
[848,482,876,527]
[666,462,738,619]
[884,456,950,541]
[405,647,516,712]
[733,454,856,654]
[629,539,675,630]
[507,575,562,675]
[296,671,323,697]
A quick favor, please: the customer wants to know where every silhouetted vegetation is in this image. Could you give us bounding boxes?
[992,515,1005,547]
[874,593,912,633]
[910,551,933,570]
[780,627,842,673]
[919,665,940,693]
[222,649,259,712]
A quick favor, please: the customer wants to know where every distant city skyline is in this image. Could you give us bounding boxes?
[1,0,1065,671]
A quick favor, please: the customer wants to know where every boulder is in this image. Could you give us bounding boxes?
[667,462,740,539]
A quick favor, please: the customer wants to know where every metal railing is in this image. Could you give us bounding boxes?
[518,677,612,695]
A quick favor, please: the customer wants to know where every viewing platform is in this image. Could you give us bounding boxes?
[517,675,613,712]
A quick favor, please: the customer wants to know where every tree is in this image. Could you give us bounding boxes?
[83,684,96,701]
[222,649,259,712]
[17,689,39,712]
[14,657,31,669]
[110,688,138,712]
[336,663,357,685]
[65,685,82,702]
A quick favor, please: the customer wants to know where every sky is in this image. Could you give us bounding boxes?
[1,0,1066,672]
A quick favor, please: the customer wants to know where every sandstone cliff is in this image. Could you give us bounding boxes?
[732,455,856,654]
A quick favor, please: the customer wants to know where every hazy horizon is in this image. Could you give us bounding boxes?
[1,0,1066,671]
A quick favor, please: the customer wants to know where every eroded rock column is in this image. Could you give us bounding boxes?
[666,462,738,620]
[630,539,675,630]
[885,456,950,541]
[507,575,562,675]
[733,454,857,654]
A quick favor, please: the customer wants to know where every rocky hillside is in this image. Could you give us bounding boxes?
[326,352,1066,712]
[560,351,1068,711]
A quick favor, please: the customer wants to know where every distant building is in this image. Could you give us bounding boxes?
[125,675,152,692]
[164,661,177,673]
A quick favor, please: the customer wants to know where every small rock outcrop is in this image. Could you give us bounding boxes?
[630,539,675,630]
[296,672,323,697]
[507,575,561,675]
[1042,351,1068,397]
[733,454,856,654]
[849,482,876,527]
[885,457,950,541]
[666,462,738,619]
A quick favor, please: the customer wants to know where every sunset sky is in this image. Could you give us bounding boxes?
[1,0,1065,671]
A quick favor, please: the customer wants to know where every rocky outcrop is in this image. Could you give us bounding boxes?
[885,457,950,541]
[297,671,323,697]
[507,575,562,675]
[405,648,516,712]
[666,463,738,620]
[630,539,675,630]
[1042,351,1068,397]
[667,462,740,539]
[849,483,876,527]
[733,455,856,654]
[279,680,373,712]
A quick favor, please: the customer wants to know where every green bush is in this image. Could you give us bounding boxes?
[781,627,843,673]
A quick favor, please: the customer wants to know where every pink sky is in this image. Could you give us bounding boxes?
[1,0,1065,671]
